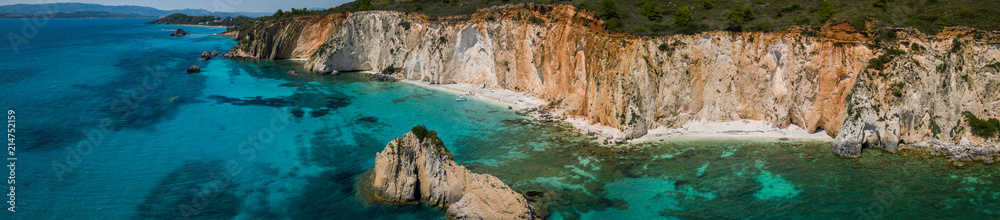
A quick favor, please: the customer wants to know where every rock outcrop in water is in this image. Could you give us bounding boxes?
[200,50,219,60]
[364,126,536,219]
[186,65,200,73]
[227,4,999,163]
[170,28,189,37]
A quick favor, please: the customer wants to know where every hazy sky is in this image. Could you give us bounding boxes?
[1,0,352,13]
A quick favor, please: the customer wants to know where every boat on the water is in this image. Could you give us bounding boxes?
[456,95,467,102]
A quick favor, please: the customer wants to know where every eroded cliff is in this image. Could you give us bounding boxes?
[834,28,1000,165]
[226,4,999,163]
[225,13,347,60]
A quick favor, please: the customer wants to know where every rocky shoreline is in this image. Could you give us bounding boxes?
[361,126,537,219]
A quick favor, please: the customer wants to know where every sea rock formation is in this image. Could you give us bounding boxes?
[365,126,536,219]
[227,4,999,163]
[199,50,219,60]
[170,28,189,37]
[186,65,200,73]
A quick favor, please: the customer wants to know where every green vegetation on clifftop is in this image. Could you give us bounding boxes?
[310,0,1000,36]
[219,0,1000,36]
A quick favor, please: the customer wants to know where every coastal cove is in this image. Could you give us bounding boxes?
[1,18,998,220]
[224,4,1000,165]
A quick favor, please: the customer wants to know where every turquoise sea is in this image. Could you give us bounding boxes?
[1,19,998,219]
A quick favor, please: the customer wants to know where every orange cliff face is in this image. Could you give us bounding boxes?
[225,5,870,138]
[225,13,347,60]
[225,4,999,162]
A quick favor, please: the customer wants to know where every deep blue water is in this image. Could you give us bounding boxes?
[1,19,998,220]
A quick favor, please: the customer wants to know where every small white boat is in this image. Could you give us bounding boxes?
[456,95,467,102]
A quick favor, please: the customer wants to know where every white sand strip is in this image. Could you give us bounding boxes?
[402,80,547,110]
[402,80,833,143]
[629,120,833,143]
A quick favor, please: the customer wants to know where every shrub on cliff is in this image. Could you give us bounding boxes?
[633,26,646,33]
[399,21,411,30]
[408,2,423,11]
[599,0,619,20]
[640,1,662,22]
[382,65,402,75]
[874,28,897,46]
[777,4,800,17]
[750,21,774,32]
[674,6,692,27]
[851,17,869,32]
[866,49,904,71]
[353,0,375,11]
[910,43,925,52]
[724,5,754,31]
[605,18,623,31]
[529,16,544,25]
[873,0,889,11]
[412,125,430,140]
[986,62,1000,70]
[951,39,963,53]
[424,130,446,149]
[818,0,836,22]
[930,119,942,138]
[410,126,447,152]
[702,0,714,10]
[963,111,1000,138]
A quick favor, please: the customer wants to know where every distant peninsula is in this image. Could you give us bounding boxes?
[0,11,154,18]
[0,3,269,19]
[145,13,257,29]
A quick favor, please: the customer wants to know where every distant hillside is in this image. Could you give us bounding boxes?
[0,3,270,18]
[0,11,154,18]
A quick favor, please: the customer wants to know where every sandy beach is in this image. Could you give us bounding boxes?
[402,80,548,110]
[404,80,834,143]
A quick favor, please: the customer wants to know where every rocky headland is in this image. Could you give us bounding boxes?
[224,4,1000,164]
[362,126,536,219]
